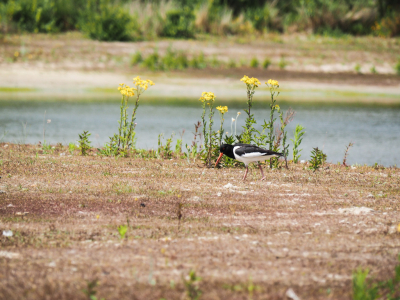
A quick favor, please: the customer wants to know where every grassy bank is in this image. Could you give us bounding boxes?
[0,143,399,299]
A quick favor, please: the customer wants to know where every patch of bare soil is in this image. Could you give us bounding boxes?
[0,143,399,299]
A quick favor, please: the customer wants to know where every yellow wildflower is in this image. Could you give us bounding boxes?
[216,105,228,115]
[199,92,216,104]
[266,79,279,87]
[131,77,154,93]
[240,75,260,87]
[275,104,280,110]
[14,51,19,57]
[118,84,135,97]
[397,223,400,233]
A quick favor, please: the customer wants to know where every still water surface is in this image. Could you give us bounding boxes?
[0,100,399,167]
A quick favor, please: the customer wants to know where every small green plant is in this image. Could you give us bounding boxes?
[175,131,184,157]
[182,270,202,300]
[78,131,91,156]
[309,147,327,171]
[395,58,400,76]
[228,59,236,68]
[291,125,305,163]
[68,142,76,155]
[352,255,400,300]
[158,133,174,159]
[130,51,143,66]
[142,52,161,71]
[42,141,52,154]
[355,63,362,74]
[117,224,128,239]
[262,58,271,69]
[353,269,378,300]
[83,279,104,300]
[190,52,207,69]
[278,56,287,70]
[370,65,377,74]
[249,57,259,68]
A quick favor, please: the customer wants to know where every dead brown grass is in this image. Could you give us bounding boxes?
[0,143,399,300]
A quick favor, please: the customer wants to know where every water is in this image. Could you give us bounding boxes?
[1,100,399,167]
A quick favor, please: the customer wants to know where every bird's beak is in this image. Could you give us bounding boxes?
[215,152,224,167]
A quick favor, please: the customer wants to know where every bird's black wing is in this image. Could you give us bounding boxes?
[234,144,283,157]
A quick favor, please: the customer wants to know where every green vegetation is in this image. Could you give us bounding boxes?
[395,58,400,76]
[78,130,91,156]
[1,0,399,41]
[278,56,287,70]
[309,147,327,171]
[353,255,400,300]
[183,270,202,300]
[117,224,128,239]
[291,125,305,163]
[355,63,362,74]
[100,77,154,157]
[249,57,259,68]
[262,58,271,69]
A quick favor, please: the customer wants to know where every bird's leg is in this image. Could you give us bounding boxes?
[242,166,249,181]
[259,163,266,180]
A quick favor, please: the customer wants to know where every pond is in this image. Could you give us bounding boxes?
[0,99,399,167]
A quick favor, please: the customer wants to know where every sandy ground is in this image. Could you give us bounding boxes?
[1,33,400,104]
[0,144,399,299]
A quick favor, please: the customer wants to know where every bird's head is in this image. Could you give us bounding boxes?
[215,144,231,167]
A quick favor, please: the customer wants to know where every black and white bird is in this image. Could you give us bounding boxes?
[215,143,283,180]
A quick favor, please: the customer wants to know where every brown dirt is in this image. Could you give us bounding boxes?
[1,143,399,299]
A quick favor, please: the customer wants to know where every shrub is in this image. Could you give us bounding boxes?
[395,58,400,76]
[162,6,195,38]
[250,57,259,68]
[142,52,161,71]
[309,147,327,171]
[130,51,143,66]
[262,58,271,69]
[355,63,362,74]
[278,56,287,70]
[227,59,236,68]
[78,131,91,156]
[189,52,207,69]
[175,52,189,69]
[79,0,139,41]
[0,0,83,34]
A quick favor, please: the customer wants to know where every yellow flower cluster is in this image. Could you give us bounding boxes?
[266,79,279,87]
[199,92,216,104]
[133,76,155,91]
[216,106,228,115]
[118,83,136,97]
[118,76,155,97]
[240,75,261,87]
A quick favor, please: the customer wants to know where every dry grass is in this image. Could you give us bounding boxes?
[0,143,400,299]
